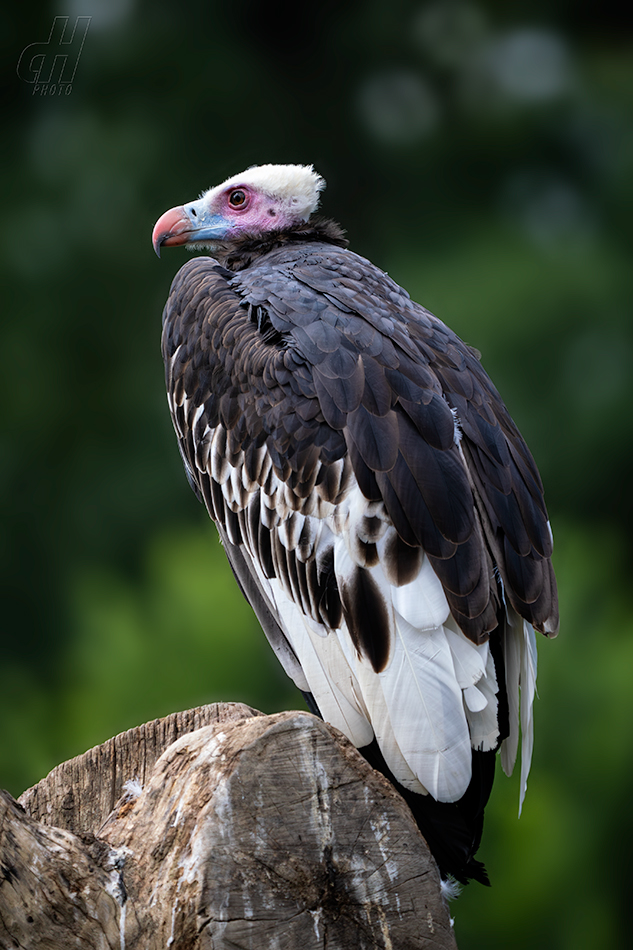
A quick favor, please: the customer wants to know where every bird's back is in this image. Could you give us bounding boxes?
[160,231,557,883]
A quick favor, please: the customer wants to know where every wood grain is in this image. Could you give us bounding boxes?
[0,704,458,949]
[18,701,261,834]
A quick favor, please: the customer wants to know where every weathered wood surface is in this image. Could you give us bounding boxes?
[0,790,124,949]
[19,701,261,835]
[1,704,459,949]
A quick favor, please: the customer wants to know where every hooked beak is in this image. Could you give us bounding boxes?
[152,200,232,257]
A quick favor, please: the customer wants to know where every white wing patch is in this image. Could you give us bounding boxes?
[519,620,537,814]
[500,610,538,814]
[195,421,534,806]
[380,615,473,800]
[389,554,450,631]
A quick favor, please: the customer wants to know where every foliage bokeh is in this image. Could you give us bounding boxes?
[2,1,632,946]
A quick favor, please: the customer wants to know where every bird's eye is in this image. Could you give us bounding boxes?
[229,189,247,208]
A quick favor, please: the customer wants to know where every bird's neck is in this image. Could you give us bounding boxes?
[217,217,348,271]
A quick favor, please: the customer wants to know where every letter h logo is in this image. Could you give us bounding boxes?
[17,16,91,96]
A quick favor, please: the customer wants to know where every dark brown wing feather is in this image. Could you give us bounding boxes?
[161,243,558,648]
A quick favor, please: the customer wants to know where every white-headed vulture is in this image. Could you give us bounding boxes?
[153,164,558,884]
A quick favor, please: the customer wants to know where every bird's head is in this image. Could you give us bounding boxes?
[152,164,325,257]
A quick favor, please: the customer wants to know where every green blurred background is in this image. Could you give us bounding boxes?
[2,1,632,946]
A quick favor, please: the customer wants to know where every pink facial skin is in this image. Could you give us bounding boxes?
[208,184,301,234]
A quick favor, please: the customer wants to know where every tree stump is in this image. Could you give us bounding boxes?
[0,703,458,949]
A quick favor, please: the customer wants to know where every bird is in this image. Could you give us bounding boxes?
[152,163,558,884]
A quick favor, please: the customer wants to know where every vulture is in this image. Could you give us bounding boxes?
[152,164,558,884]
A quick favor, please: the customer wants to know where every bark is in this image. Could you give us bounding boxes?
[0,703,458,950]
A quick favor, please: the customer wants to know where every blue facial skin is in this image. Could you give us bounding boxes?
[182,206,232,242]
[153,205,233,256]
